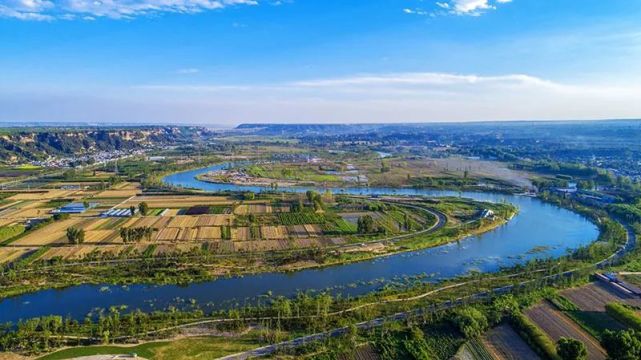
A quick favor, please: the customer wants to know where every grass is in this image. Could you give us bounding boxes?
[605,302,641,331]
[38,336,262,360]
[38,199,73,208]
[0,224,26,243]
[549,295,625,339]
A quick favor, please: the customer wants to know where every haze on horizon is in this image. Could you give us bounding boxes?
[2,0,641,125]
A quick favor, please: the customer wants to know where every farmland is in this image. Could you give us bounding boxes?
[561,281,641,311]
[482,324,540,360]
[0,182,512,268]
[525,302,607,360]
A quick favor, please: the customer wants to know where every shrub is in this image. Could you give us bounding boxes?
[556,337,587,360]
[510,312,561,360]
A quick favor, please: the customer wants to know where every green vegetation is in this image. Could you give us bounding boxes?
[37,336,264,360]
[605,303,641,331]
[244,164,341,183]
[556,337,587,360]
[0,224,25,243]
[450,306,489,339]
[119,227,154,243]
[66,227,85,244]
[601,329,641,360]
[510,312,561,360]
[277,212,326,225]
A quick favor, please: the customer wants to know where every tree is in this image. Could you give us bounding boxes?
[138,201,149,216]
[66,227,85,244]
[243,192,255,200]
[357,215,375,234]
[451,307,488,339]
[129,205,136,216]
[557,338,588,360]
[601,329,641,360]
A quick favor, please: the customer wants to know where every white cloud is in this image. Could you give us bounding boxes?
[425,0,512,17]
[0,0,258,20]
[5,71,638,124]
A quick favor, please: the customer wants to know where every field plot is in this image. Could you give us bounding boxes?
[287,225,310,238]
[233,205,249,215]
[525,302,606,360]
[178,228,196,241]
[234,240,286,252]
[156,228,180,241]
[84,230,118,243]
[261,226,288,240]
[162,209,180,216]
[562,282,641,311]
[196,227,221,240]
[120,195,232,208]
[167,216,199,228]
[4,207,52,219]
[294,238,321,248]
[0,247,34,264]
[339,344,380,360]
[125,216,161,228]
[40,246,97,260]
[13,218,84,246]
[303,224,321,237]
[6,190,77,201]
[482,324,540,360]
[232,227,251,241]
[94,189,139,198]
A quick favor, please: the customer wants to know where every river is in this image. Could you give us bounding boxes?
[0,164,598,323]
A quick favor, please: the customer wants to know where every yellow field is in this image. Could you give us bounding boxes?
[94,189,138,198]
[178,228,196,241]
[162,209,180,216]
[167,216,199,228]
[0,247,34,264]
[12,218,84,246]
[195,215,233,227]
[232,227,250,241]
[124,216,161,228]
[119,195,232,208]
[233,205,249,215]
[6,190,73,201]
[303,224,321,237]
[196,227,221,240]
[156,228,180,241]
[84,230,118,243]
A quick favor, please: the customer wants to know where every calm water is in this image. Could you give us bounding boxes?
[0,164,598,323]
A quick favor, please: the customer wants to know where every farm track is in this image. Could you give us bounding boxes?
[525,302,606,360]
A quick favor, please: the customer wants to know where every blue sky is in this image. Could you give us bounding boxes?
[1,0,641,126]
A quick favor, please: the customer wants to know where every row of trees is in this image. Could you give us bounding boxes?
[119,227,153,243]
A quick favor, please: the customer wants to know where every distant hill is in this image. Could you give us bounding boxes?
[0,126,204,164]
